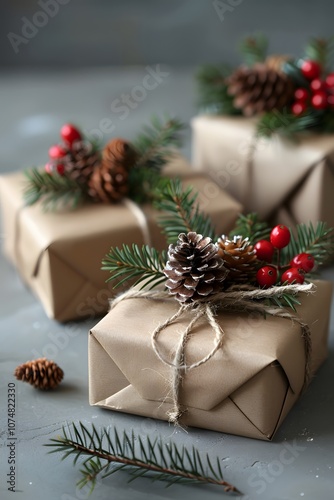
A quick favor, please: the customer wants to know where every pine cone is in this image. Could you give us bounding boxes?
[87,138,138,203]
[14,358,64,390]
[227,63,295,116]
[217,235,257,284]
[62,140,101,185]
[164,232,228,303]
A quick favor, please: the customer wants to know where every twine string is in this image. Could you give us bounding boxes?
[109,283,314,425]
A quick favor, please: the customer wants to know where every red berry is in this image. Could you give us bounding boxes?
[270,225,291,249]
[325,72,334,88]
[48,144,67,159]
[328,95,334,107]
[56,163,65,175]
[281,268,305,284]
[290,253,315,273]
[310,78,326,92]
[311,91,328,109]
[60,124,81,146]
[291,101,307,116]
[294,88,309,101]
[254,240,275,262]
[45,162,53,174]
[300,60,321,80]
[256,266,277,288]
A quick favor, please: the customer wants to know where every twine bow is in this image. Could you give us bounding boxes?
[110,282,315,425]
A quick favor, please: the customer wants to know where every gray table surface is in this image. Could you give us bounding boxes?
[0,68,333,500]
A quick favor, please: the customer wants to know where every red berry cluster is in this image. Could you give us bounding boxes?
[291,59,334,116]
[45,124,82,176]
[254,225,315,287]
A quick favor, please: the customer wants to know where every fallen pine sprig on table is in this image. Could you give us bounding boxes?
[46,422,241,495]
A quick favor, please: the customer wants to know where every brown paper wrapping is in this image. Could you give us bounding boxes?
[89,280,332,440]
[0,156,242,322]
[192,115,334,227]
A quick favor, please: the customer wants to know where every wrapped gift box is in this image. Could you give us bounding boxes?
[0,156,242,322]
[89,280,332,440]
[192,115,334,228]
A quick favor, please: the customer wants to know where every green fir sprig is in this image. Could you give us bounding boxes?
[102,244,167,290]
[24,168,88,210]
[155,179,216,244]
[196,65,239,115]
[239,33,268,66]
[229,213,270,244]
[46,423,240,494]
[281,222,334,267]
[304,37,334,73]
[133,116,184,171]
[256,109,320,138]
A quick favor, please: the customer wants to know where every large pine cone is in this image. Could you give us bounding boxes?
[87,138,138,203]
[14,358,64,390]
[62,140,101,185]
[227,63,295,116]
[164,232,228,303]
[217,235,257,284]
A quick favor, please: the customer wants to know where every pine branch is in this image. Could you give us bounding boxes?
[133,116,184,172]
[280,222,334,267]
[155,179,216,244]
[229,213,270,244]
[24,167,87,210]
[239,34,268,66]
[45,423,240,494]
[256,109,321,138]
[102,244,167,289]
[196,65,239,115]
[265,291,301,312]
[304,37,334,73]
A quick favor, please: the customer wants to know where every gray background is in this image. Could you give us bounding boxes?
[1,2,334,500]
[1,0,333,68]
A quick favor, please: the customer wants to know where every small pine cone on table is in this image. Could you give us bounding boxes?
[14,358,64,390]
[227,63,295,116]
[164,232,228,303]
[217,235,257,284]
[62,140,101,185]
[88,138,138,203]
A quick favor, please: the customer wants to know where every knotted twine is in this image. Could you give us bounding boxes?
[110,282,315,425]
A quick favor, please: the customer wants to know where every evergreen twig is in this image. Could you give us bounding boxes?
[239,34,268,66]
[133,116,184,171]
[24,168,87,210]
[102,244,167,289]
[281,222,334,267]
[229,213,270,244]
[303,37,334,73]
[196,65,239,115]
[155,179,216,244]
[45,423,240,494]
[256,109,321,138]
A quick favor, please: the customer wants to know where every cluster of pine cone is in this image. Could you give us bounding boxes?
[164,232,257,303]
[47,124,138,203]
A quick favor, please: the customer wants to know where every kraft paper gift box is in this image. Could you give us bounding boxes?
[89,280,332,441]
[192,115,334,228]
[0,156,242,322]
